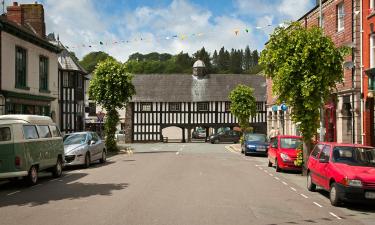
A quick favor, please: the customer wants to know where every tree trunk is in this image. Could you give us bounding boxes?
[105,108,120,152]
[302,141,312,176]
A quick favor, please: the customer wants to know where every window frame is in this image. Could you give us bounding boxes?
[337,2,345,32]
[371,0,375,9]
[22,125,39,140]
[37,125,52,138]
[15,46,27,89]
[318,145,331,162]
[49,125,62,137]
[0,127,12,142]
[39,56,49,91]
[197,102,209,112]
[169,103,181,112]
[225,102,231,112]
[141,103,152,112]
[311,144,323,159]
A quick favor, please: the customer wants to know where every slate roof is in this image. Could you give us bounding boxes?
[131,74,266,102]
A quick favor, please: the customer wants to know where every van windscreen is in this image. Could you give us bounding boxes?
[0,127,11,142]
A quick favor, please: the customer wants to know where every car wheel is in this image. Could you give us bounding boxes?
[268,160,272,167]
[52,158,63,178]
[241,147,244,154]
[84,153,91,169]
[275,159,281,172]
[100,150,107,164]
[26,165,38,186]
[307,172,316,192]
[330,183,341,206]
[215,139,219,144]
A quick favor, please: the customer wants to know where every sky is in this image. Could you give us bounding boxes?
[5,0,316,61]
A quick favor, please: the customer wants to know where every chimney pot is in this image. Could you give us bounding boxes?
[13,2,18,6]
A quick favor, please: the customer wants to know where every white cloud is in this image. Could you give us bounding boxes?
[278,0,313,20]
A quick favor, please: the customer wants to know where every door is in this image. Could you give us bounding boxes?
[91,132,102,160]
[23,125,44,169]
[315,145,331,190]
[37,125,55,167]
[308,144,324,184]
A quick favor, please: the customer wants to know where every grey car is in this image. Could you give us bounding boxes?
[63,132,106,168]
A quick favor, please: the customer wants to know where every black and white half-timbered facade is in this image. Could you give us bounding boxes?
[49,35,87,134]
[125,60,267,143]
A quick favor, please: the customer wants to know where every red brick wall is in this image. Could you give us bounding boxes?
[6,2,23,25]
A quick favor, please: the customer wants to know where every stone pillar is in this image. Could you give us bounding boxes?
[124,103,133,143]
[187,128,192,142]
[182,128,186,143]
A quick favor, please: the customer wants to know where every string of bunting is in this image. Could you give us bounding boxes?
[65,24,277,50]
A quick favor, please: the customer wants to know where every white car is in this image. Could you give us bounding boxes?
[63,132,106,168]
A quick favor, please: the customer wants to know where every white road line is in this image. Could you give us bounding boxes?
[290,187,297,192]
[263,170,268,173]
[329,212,342,220]
[313,202,323,208]
[176,152,180,155]
[258,167,263,170]
[269,173,274,177]
[7,191,20,196]
[282,181,288,186]
[274,177,280,180]
[300,194,308,199]
[50,178,58,182]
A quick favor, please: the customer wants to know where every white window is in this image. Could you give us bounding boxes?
[37,125,52,138]
[23,125,39,139]
[337,2,345,32]
[141,103,152,112]
[371,34,375,68]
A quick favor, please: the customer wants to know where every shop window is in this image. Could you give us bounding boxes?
[225,102,231,112]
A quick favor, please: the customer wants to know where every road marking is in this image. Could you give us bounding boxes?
[50,178,59,182]
[282,181,288,186]
[7,191,20,196]
[300,194,308,199]
[263,170,268,173]
[329,212,342,220]
[290,187,297,192]
[313,202,323,208]
[269,173,274,177]
[176,152,180,155]
[274,177,280,180]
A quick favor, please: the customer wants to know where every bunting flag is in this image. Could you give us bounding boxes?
[65,24,277,49]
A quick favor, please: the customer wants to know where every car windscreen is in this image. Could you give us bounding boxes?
[280,138,302,149]
[332,146,375,167]
[245,134,266,142]
[63,133,87,145]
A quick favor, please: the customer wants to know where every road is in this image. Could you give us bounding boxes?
[0,143,374,225]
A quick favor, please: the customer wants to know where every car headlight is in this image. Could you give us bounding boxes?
[247,144,256,149]
[343,178,362,187]
[280,153,291,162]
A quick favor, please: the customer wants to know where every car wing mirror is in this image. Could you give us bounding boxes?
[90,140,96,145]
[319,158,329,163]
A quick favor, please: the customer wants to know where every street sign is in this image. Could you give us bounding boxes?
[97,111,105,122]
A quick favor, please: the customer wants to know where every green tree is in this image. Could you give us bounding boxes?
[244,46,252,71]
[212,50,219,73]
[89,59,135,152]
[229,85,257,132]
[260,22,348,167]
[80,51,115,73]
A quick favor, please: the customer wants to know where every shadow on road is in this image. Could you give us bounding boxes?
[63,161,115,171]
[0,173,128,208]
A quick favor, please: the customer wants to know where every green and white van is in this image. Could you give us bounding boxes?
[0,115,64,185]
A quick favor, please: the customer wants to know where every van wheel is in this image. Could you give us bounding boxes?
[100,150,107,164]
[84,153,91,169]
[26,166,38,186]
[330,183,341,206]
[275,159,281,172]
[307,172,316,192]
[52,158,63,178]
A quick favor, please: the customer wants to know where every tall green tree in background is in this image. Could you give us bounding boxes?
[80,51,115,73]
[244,46,251,71]
[89,59,135,152]
[260,22,348,168]
[229,85,257,133]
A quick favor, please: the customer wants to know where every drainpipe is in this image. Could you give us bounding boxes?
[360,0,364,144]
[351,0,356,144]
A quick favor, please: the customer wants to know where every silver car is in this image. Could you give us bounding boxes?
[63,132,106,168]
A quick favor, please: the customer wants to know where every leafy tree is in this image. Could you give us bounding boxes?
[212,50,219,73]
[80,51,115,74]
[89,59,135,152]
[229,85,257,132]
[252,50,259,67]
[260,22,348,167]
[244,46,252,71]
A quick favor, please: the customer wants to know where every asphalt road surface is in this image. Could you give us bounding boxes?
[0,143,374,225]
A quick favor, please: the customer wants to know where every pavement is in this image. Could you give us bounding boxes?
[0,143,374,225]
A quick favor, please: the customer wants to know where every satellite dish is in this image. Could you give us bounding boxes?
[343,61,354,70]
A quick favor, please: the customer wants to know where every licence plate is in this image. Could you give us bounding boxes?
[365,192,375,199]
[257,147,266,152]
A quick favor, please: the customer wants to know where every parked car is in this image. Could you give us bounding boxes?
[209,130,241,144]
[115,130,126,142]
[63,132,106,168]
[241,133,269,156]
[192,128,206,139]
[0,115,64,185]
[307,142,375,206]
[267,135,302,172]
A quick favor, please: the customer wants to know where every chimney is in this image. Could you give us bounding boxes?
[21,3,46,38]
[6,2,23,25]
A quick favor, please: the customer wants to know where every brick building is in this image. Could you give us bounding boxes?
[363,0,375,146]
[267,0,363,144]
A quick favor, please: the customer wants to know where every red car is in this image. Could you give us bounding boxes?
[307,142,375,206]
[267,135,302,172]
